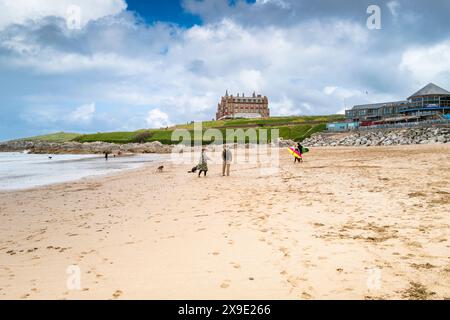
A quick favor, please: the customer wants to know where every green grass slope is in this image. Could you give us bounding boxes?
[22,115,342,145]
[19,132,82,143]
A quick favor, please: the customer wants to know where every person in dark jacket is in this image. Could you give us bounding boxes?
[297,142,303,155]
[295,143,303,163]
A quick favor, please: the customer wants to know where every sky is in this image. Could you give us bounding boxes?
[0,0,449,141]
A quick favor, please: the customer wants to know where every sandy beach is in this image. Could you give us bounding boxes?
[0,144,449,300]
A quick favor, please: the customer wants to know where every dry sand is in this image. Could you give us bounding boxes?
[0,144,449,300]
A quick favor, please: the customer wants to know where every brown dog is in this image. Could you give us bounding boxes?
[156,165,164,173]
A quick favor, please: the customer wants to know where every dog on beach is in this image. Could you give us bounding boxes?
[188,166,198,173]
[156,165,164,173]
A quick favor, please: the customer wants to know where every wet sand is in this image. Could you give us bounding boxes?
[0,144,449,300]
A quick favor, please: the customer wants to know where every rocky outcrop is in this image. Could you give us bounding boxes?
[274,138,296,148]
[303,127,450,147]
[0,140,172,154]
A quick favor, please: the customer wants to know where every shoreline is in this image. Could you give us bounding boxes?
[0,144,449,300]
[0,160,166,194]
[0,153,170,193]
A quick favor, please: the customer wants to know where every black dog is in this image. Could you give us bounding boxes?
[188,166,198,173]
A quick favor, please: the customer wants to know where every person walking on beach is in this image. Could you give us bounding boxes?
[297,142,303,155]
[295,142,303,164]
[198,148,209,177]
[222,145,232,176]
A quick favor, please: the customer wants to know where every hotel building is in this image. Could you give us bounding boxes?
[216,91,270,120]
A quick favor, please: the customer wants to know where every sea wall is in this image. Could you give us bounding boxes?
[303,127,450,147]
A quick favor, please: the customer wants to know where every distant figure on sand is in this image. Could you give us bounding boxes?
[198,148,209,177]
[104,151,109,160]
[222,146,232,176]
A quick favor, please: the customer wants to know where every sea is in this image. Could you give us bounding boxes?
[0,152,169,191]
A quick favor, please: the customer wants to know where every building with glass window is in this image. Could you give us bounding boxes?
[345,83,450,123]
[345,101,409,122]
[216,91,270,120]
[403,83,450,115]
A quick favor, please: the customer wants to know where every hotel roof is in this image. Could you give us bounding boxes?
[350,101,408,111]
[408,83,450,99]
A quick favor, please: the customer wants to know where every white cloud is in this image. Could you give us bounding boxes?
[400,41,450,83]
[270,97,300,116]
[0,0,126,29]
[387,1,400,17]
[323,86,337,95]
[9,51,158,75]
[255,0,291,9]
[2,0,450,140]
[239,70,265,92]
[19,103,96,127]
[3,17,401,124]
[146,109,172,129]
[67,103,95,123]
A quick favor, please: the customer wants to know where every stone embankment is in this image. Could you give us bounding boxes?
[302,127,450,147]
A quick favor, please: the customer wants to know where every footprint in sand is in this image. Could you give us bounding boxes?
[279,247,290,258]
[112,290,123,298]
[230,262,241,269]
[220,280,231,289]
[301,292,312,299]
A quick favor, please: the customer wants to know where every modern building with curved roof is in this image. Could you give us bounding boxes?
[345,83,450,123]
[405,83,450,113]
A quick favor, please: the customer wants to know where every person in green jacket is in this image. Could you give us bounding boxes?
[198,148,209,177]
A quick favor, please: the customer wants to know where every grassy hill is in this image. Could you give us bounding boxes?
[173,115,344,130]
[22,115,343,145]
[18,132,82,143]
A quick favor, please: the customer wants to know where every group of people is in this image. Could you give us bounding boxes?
[195,142,306,177]
[196,145,232,178]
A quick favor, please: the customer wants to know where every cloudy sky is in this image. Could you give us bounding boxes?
[0,0,449,141]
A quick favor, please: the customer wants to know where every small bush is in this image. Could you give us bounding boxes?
[133,131,153,143]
